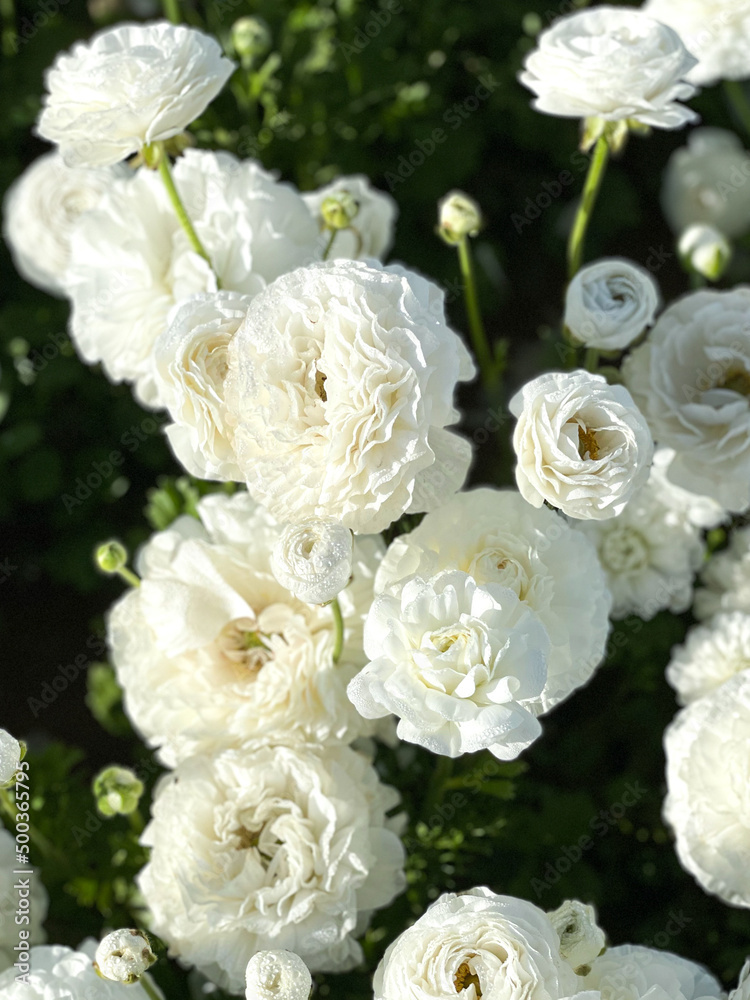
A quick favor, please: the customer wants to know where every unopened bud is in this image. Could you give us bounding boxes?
[96,540,128,574]
[320,191,359,231]
[437,190,482,244]
[245,950,312,1000]
[232,17,272,64]
[93,765,144,817]
[678,224,731,282]
[547,900,606,974]
[271,519,353,605]
[94,929,156,983]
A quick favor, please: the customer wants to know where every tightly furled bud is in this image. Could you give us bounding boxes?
[95,540,128,574]
[678,224,732,282]
[320,191,360,231]
[94,929,156,983]
[93,765,144,817]
[231,17,272,64]
[271,519,353,605]
[437,190,482,244]
[245,950,312,1000]
[547,900,606,974]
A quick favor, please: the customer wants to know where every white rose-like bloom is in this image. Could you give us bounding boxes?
[546,901,605,973]
[303,175,397,260]
[667,612,750,705]
[138,744,405,990]
[373,887,578,1000]
[95,929,155,983]
[375,488,611,714]
[66,149,320,405]
[224,259,475,534]
[564,259,660,351]
[108,491,384,767]
[644,0,750,87]
[510,370,653,521]
[694,525,750,620]
[584,944,724,1000]
[36,21,235,167]
[0,729,21,784]
[519,7,697,128]
[2,151,127,296]
[347,570,549,761]
[623,288,750,512]
[651,447,727,530]
[245,951,312,1000]
[664,671,750,907]
[0,828,47,971]
[271,519,353,605]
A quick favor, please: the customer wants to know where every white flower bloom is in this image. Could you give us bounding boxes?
[519,7,697,128]
[245,951,312,1000]
[36,21,235,167]
[584,944,724,1000]
[0,729,21,785]
[662,129,750,238]
[138,744,405,990]
[644,0,750,87]
[667,612,750,705]
[510,370,653,521]
[547,901,605,973]
[2,151,126,296]
[679,224,732,281]
[564,259,661,351]
[224,259,475,534]
[623,287,750,513]
[373,887,578,1000]
[303,175,397,260]
[664,671,750,908]
[95,929,155,983]
[574,477,705,621]
[375,488,611,714]
[694,525,750,620]
[0,828,47,971]
[347,570,549,760]
[66,149,320,405]
[271,519,353,605]
[108,491,383,767]
[650,447,727,530]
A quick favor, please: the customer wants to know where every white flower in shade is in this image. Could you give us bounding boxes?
[694,525,750,620]
[36,21,235,167]
[375,488,611,714]
[667,612,750,705]
[664,671,750,908]
[564,259,660,351]
[510,370,653,521]
[224,259,475,534]
[2,151,126,296]
[373,887,578,1000]
[546,901,605,974]
[245,951,312,1000]
[271,519,353,605]
[662,129,750,239]
[0,729,21,785]
[347,570,549,761]
[679,224,732,281]
[153,292,250,480]
[95,929,155,983]
[108,491,385,767]
[138,744,405,990]
[623,287,750,513]
[303,175,397,260]
[583,944,724,1000]
[66,149,320,405]
[731,961,750,1000]
[519,7,697,128]
[643,0,750,87]
[0,828,47,971]
[650,448,727,530]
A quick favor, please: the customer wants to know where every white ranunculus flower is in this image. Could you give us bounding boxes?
[694,525,750,620]
[662,129,750,238]
[0,729,21,785]
[138,744,405,990]
[0,828,47,971]
[679,224,732,281]
[108,491,384,767]
[94,929,155,983]
[584,944,724,1000]
[547,901,606,974]
[373,887,578,1000]
[245,950,312,1000]
[664,671,750,908]
[519,7,697,128]
[347,570,549,760]
[66,149,320,405]
[644,0,750,87]
[224,259,475,534]
[375,488,611,714]
[667,612,750,705]
[2,151,127,296]
[36,21,235,168]
[564,259,661,351]
[650,447,727,530]
[271,519,353,605]
[510,370,653,521]
[153,292,250,480]
[303,175,397,260]
[623,287,750,513]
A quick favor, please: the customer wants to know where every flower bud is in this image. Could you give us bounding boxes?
[0,729,22,786]
[94,929,156,983]
[678,224,731,282]
[96,540,128,574]
[320,191,360,231]
[231,17,272,63]
[93,765,144,817]
[271,519,353,605]
[245,950,312,1000]
[547,900,606,973]
[437,190,482,244]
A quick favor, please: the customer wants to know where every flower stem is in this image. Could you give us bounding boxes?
[725,80,750,138]
[331,598,344,664]
[140,973,163,1000]
[583,347,600,373]
[567,135,610,280]
[152,144,218,281]
[322,229,338,260]
[161,0,180,24]
[118,566,141,589]
[457,236,497,390]
[422,755,453,818]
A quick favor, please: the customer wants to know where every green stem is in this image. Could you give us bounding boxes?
[153,145,218,281]
[331,598,344,664]
[457,237,497,390]
[583,347,600,373]
[725,80,750,138]
[117,566,141,589]
[567,135,610,280]
[322,229,338,260]
[0,0,16,57]
[161,0,180,24]
[422,755,454,818]
[140,973,163,1000]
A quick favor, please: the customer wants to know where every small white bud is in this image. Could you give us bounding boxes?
[320,191,360,231]
[437,190,482,244]
[271,519,353,605]
[231,16,272,62]
[547,900,606,973]
[94,929,156,983]
[678,224,732,282]
[0,729,22,785]
[245,950,312,1000]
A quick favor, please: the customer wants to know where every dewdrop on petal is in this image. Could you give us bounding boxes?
[678,224,732,282]
[0,729,22,785]
[246,951,312,1000]
[94,929,156,983]
[438,190,482,244]
[271,519,353,605]
[547,900,606,974]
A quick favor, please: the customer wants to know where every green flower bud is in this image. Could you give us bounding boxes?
[679,224,732,282]
[437,190,482,245]
[232,17,272,64]
[96,540,128,574]
[320,191,360,231]
[93,765,143,817]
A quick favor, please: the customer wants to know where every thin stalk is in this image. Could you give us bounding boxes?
[567,135,610,280]
[322,229,338,260]
[583,347,600,373]
[153,145,217,279]
[161,0,180,24]
[140,973,164,1000]
[117,566,141,589]
[331,598,344,664]
[457,237,497,390]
